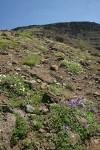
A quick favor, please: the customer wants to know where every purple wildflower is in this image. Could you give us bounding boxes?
[78,96,82,100]
[70,99,77,105]
[87,106,94,111]
[78,100,84,106]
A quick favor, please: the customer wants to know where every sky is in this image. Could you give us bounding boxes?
[0,0,100,30]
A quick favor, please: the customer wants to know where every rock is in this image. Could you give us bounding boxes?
[93,92,100,97]
[15,67,21,71]
[35,64,43,68]
[23,65,31,69]
[26,105,35,113]
[0,93,7,104]
[60,75,63,79]
[95,77,100,82]
[53,79,57,83]
[88,81,93,85]
[77,87,82,91]
[0,113,16,149]
[7,62,12,66]
[56,82,60,85]
[41,58,48,64]
[13,108,25,118]
[24,79,37,87]
[28,68,56,83]
[39,105,49,114]
[63,83,66,86]
[42,92,58,103]
[12,60,18,65]
[68,72,73,76]
[37,79,42,83]
[76,115,89,127]
[94,139,99,144]
[67,131,80,145]
[41,82,49,89]
[72,77,76,82]
[28,114,37,119]
[42,108,48,114]
[57,57,64,61]
[97,86,100,89]
[45,133,51,138]
[39,129,46,133]
[0,50,8,55]
[50,65,58,71]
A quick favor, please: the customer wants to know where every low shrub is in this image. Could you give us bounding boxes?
[55,52,65,59]
[60,60,83,74]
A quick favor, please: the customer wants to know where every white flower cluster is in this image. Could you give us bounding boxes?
[0,74,26,94]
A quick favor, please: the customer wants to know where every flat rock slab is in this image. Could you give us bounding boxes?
[0,113,16,150]
[28,67,56,83]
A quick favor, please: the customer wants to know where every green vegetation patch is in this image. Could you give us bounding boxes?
[16,31,32,39]
[48,97,99,149]
[0,74,26,96]
[60,60,83,74]
[29,90,46,105]
[49,83,64,96]
[23,55,41,66]
[32,116,44,131]
[52,42,68,51]
[55,52,65,59]
[11,114,28,145]
[0,37,18,49]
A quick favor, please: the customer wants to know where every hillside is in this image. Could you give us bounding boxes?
[0,22,100,150]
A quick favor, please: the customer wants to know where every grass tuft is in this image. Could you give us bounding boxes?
[23,55,41,66]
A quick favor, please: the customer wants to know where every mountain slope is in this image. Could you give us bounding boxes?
[0,22,100,150]
[13,21,100,50]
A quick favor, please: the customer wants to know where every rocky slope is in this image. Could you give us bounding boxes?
[0,22,100,150]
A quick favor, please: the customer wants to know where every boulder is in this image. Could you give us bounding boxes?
[26,105,35,113]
